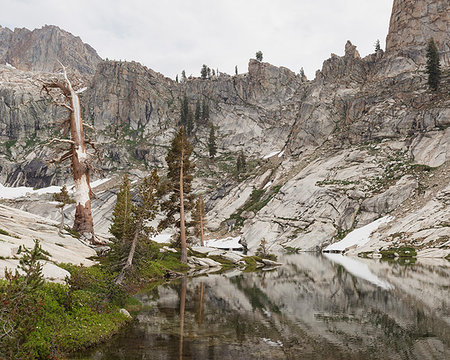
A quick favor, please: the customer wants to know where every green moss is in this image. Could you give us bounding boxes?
[208,255,235,268]
[357,251,374,259]
[0,228,12,237]
[379,247,417,265]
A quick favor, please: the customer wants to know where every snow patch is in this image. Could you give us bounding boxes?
[5,62,16,69]
[151,233,173,244]
[324,253,393,290]
[263,150,280,160]
[204,236,242,250]
[76,87,87,94]
[278,150,285,158]
[90,178,110,188]
[0,183,61,199]
[323,216,393,252]
[263,181,272,190]
[262,338,283,347]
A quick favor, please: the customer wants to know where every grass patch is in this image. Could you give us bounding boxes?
[227,185,283,228]
[0,228,12,237]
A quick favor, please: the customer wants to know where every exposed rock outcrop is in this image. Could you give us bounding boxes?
[0,25,101,75]
[386,0,450,65]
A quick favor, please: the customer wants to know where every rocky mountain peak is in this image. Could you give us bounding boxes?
[0,24,102,75]
[386,0,449,65]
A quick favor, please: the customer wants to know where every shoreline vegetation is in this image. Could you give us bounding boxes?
[0,238,277,359]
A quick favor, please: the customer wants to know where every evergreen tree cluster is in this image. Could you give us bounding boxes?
[201,64,215,79]
[180,95,210,135]
[109,171,159,276]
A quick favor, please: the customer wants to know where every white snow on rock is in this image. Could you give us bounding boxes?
[151,233,173,244]
[76,87,88,94]
[278,150,285,158]
[0,178,110,200]
[323,253,393,290]
[5,62,16,69]
[263,181,272,190]
[323,216,393,252]
[204,236,243,250]
[263,151,281,160]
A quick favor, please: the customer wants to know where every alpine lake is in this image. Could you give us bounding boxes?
[70,253,449,359]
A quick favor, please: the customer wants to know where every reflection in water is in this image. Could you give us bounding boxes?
[179,276,186,360]
[72,254,450,360]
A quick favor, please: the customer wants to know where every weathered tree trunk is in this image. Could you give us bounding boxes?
[179,145,187,263]
[43,67,96,243]
[116,223,141,285]
[64,71,95,241]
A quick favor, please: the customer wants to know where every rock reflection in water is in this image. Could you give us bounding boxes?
[72,254,449,359]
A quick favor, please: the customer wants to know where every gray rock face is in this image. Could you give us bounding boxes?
[0,2,449,256]
[386,0,450,65]
[0,25,101,75]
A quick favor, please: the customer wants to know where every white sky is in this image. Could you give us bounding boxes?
[1,0,393,79]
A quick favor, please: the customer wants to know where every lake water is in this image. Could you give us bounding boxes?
[72,254,449,359]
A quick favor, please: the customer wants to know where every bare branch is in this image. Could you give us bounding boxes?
[48,149,73,164]
[48,138,75,146]
[83,123,96,132]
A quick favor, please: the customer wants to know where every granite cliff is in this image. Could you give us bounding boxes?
[0,0,448,258]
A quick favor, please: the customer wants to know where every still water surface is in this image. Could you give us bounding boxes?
[72,254,449,359]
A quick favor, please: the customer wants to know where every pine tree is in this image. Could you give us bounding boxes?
[235,65,238,75]
[237,151,246,173]
[180,95,189,126]
[181,70,187,82]
[186,107,194,136]
[299,67,305,78]
[208,126,217,160]
[176,74,179,83]
[160,126,194,263]
[256,51,263,62]
[53,185,75,234]
[109,174,134,244]
[201,98,209,122]
[192,195,206,246]
[426,38,441,91]
[201,65,208,80]
[115,170,160,284]
[374,39,381,52]
[195,99,201,124]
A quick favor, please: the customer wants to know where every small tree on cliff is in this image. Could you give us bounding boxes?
[201,98,210,122]
[41,64,99,244]
[256,51,263,62]
[374,39,381,52]
[208,126,217,160]
[53,185,75,235]
[201,65,208,80]
[426,38,441,91]
[192,195,206,246]
[160,126,194,263]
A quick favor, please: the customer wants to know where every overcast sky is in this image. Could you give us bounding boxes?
[1,0,393,79]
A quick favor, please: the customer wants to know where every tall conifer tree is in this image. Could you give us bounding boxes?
[160,126,194,263]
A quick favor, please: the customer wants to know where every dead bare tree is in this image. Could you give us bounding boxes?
[41,64,100,244]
